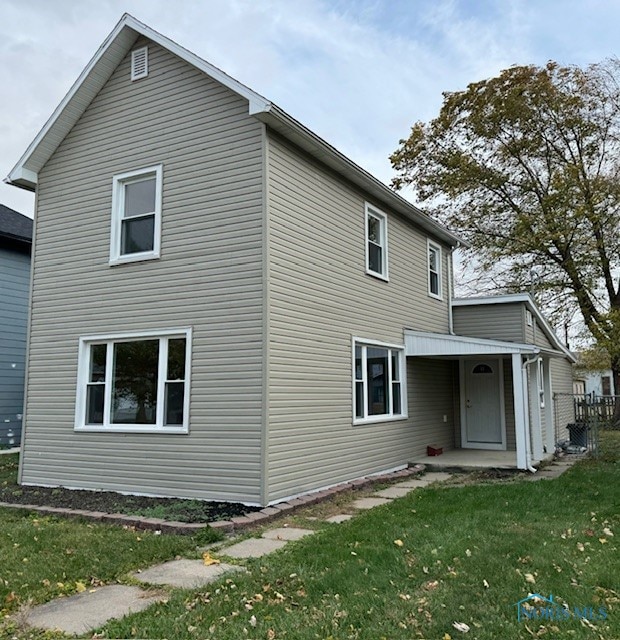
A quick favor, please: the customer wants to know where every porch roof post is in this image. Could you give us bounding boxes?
[512,353,529,470]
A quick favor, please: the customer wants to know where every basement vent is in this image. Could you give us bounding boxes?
[131,46,148,81]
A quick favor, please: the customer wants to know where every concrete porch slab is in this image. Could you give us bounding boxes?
[25,584,164,635]
[222,537,288,558]
[411,449,517,471]
[262,527,315,541]
[133,559,243,588]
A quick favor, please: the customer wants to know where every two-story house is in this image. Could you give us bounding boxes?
[0,204,32,448]
[6,15,575,506]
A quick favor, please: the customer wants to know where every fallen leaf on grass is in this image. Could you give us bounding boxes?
[483,579,489,589]
[524,573,536,584]
[603,527,614,537]
[452,621,470,633]
[465,549,471,557]
[75,581,86,593]
[576,542,585,552]
[202,552,220,566]
[599,538,608,544]
[249,615,257,627]
[394,539,404,547]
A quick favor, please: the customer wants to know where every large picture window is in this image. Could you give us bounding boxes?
[353,339,406,424]
[110,165,162,264]
[365,204,389,280]
[76,329,191,433]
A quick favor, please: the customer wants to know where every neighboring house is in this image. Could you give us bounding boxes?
[0,204,32,447]
[575,369,615,397]
[6,15,575,505]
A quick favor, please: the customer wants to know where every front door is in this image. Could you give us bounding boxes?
[462,359,506,450]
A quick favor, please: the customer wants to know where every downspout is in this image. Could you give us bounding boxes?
[448,243,460,335]
[522,354,540,473]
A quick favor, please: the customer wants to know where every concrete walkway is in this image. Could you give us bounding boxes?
[20,469,462,634]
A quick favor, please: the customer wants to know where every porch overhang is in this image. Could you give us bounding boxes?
[404,330,539,358]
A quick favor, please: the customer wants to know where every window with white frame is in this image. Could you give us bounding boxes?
[76,329,191,433]
[354,339,406,423]
[428,240,442,298]
[365,204,388,280]
[110,165,162,264]
[538,358,545,408]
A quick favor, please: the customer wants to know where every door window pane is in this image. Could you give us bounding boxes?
[111,339,159,424]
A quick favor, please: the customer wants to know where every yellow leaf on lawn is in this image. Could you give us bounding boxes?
[524,573,536,584]
[394,539,404,547]
[75,582,86,593]
[599,538,608,544]
[603,527,614,537]
[444,634,452,640]
[202,552,221,566]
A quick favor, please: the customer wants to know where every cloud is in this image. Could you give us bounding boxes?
[1,0,619,216]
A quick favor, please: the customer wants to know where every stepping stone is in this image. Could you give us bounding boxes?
[351,497,392,510]
[374,486,412,499]
[133,559,243,588]
[25,585,164,635]
[423,472,453,482]
[262,527,315,541]
[326,514,354,523]
[393,479,431,489]
[223,537,287,558]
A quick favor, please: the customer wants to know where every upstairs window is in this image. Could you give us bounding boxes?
[76,329,191,433]
[354,339,406,424]
[428,240,442,298]
[110,165,162,265]
[365,204,388,280]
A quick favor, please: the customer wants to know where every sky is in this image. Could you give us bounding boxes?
[1,0,619,218]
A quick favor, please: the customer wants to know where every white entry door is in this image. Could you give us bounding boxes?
[462,359,506,450]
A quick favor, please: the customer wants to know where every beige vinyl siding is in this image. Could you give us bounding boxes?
[22,38,265,503]
[453,303,525,343]
[551,357,576,443]
[527,320,555,350]
[503,359,516,451]
[265,132,452,502]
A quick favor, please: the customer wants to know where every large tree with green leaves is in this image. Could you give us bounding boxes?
[391,59,620,402]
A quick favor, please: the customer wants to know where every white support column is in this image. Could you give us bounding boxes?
[529,359,544,462]
[512,353,529,470]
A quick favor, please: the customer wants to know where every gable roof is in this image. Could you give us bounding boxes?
[5,14,463,249]
[0,204,33,243]
[452,293,576,362]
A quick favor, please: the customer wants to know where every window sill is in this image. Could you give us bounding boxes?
[353,414,408,426]
[75,425,188,434]
[428,292,443,301]
[109,252,160,266]
[365,269,389,282]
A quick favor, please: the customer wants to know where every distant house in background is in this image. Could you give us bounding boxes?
[0,204,32,448]
[574,369,615,397]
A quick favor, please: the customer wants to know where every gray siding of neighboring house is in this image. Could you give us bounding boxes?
[0,247,30,446]
[21,38,265,503]
[265,132,453,502]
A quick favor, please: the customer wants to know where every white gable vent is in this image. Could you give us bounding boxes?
[131,46,148,81]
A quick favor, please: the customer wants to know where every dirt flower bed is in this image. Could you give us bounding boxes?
[0,454,258,523]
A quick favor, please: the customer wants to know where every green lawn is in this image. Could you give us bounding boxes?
[1,434,618,639]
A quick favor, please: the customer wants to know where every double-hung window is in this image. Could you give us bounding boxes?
[428,240,442,299]
[354,339,406,424]
[76,328,191,433]
[365,204,388,280]
[110,165,162,264]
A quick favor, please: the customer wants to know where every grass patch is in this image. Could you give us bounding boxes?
[0,453,256,523]
[100,437,618,640]
[0,508,214,638]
